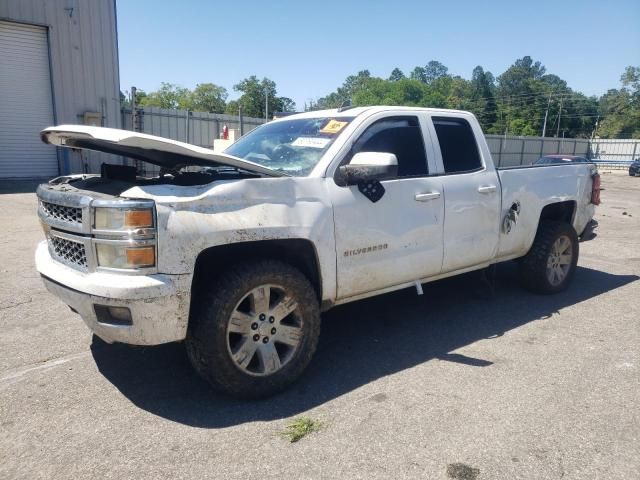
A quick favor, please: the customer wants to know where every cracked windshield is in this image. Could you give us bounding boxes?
[225,117,354,176]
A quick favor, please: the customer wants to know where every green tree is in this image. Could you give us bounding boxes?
[139,82,192,110]
[498,56,546,95]
[386,78,428,105]
[389,68,405,81]
[190,83,228,113]
[598,66,640,138]
[621,66,640,92]
[278,97,297,112]
[310,57,627,138]
[470,66,497,130]
[342,70,371,94]
[493,56,596,137]
[508,118,537,136]
[225,76,294,118]
[226,76,273,117]
[314,70,372,109]
[410,61,449,84]
[423,60,449,84]
[410,66,427,83]
[225,99,241,115]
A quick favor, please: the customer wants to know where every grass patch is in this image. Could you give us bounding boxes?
[280,416,322,443]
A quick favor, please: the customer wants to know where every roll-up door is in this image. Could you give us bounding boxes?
[0,21,57,178]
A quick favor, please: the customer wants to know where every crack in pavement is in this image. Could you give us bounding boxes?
[0,351,90,389]
[0,298,34,311]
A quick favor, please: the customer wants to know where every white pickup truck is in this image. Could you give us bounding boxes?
[35,106,600,398]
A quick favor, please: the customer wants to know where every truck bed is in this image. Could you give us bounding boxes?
[495,162,596,260]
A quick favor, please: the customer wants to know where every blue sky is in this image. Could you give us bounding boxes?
[117,0,640,110]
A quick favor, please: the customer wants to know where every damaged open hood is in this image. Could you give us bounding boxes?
[40,125,285,177]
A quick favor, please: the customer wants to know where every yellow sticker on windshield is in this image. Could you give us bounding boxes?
[320,120,348,134]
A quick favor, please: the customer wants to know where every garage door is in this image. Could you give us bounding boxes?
[0,21,57,178]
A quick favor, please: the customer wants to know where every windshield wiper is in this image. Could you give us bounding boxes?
[205,165,290,178]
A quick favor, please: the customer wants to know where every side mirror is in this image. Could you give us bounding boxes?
[338,152,398,186]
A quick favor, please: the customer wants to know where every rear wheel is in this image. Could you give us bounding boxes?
[186,260,320,398]
[519,221,579,294]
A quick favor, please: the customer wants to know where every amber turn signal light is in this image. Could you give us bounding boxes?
[124,209,154,228]
[125,247,155,267]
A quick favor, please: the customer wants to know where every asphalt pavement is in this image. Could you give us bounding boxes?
[1,171,638,479]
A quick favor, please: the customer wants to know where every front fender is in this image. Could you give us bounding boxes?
[126,177,338,302]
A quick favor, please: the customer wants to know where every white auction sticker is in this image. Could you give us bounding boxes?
[291,137,330,148]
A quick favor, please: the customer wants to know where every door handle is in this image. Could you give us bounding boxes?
[415,191,441,202]
[478,185,497,194]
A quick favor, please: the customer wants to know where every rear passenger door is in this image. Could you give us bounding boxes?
[428,116,501,272]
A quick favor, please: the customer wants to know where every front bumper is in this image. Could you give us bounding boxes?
[36,241,192,345]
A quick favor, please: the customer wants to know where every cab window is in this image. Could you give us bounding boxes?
[433,117,482,174]
[351,116,428,177]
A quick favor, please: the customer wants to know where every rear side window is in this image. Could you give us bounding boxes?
[352,117,428,177]
[433,117,482,173]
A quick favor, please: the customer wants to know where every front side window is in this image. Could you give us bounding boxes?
[351,116,428,177]
[433,117,482,174]
[225,117,354,176]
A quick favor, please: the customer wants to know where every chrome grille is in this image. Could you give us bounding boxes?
[49,235,88,269]
[41,201,83,224]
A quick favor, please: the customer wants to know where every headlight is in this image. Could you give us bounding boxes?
[96,243,156,269]
[94,207,154,231]
[92,201,157,271]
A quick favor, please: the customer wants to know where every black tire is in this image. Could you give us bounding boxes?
[185,259,320,399]
[519,221,579,294]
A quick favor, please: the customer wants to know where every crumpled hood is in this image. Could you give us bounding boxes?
[40,125,285,177]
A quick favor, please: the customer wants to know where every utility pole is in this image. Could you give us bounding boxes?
[555,95,564,137]
[589,114,601,160]
[541,93,552,137]
[590,114,600,141]
[504,96,510,139]
[131,86,137,131]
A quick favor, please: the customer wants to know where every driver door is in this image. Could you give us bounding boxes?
[328,114,444,300]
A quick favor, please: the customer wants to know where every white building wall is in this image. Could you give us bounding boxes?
[0,0,121,176]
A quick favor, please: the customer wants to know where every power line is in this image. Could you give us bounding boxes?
[476,91,595,103]
[474,112,627,122]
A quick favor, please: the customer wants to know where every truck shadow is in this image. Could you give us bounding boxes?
[91,263,638,428]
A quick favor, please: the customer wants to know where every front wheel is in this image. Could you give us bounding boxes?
[186,260,320,398]
[519,221,579,294]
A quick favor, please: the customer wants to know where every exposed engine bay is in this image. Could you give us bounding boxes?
[46,163,261,196]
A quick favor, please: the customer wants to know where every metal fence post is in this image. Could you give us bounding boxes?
[131,86,137,133]
[520,138,526,166]
[185,110,190,144]
[212,119,219,143]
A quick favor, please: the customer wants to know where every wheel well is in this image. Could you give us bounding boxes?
[191,239,322,301]
[539,201,576,226]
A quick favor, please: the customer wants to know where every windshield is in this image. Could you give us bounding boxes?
[225,117,354,176]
